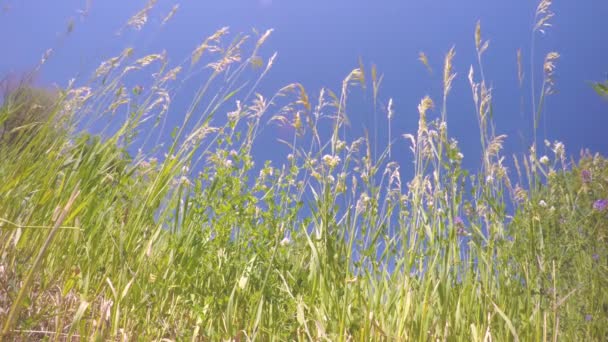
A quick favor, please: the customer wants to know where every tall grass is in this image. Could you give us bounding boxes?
[0,1,606,340]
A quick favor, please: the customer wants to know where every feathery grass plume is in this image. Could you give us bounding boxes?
[531,0,555,145]
[485,135,508,180]
[244,28,274,73]
[443,47,457,96]
[468,65,493,129]
[442,47,457,125]
[475,21,490,56]
[107,84,130,114]
[332,68,362,150]
[534,51,559,131]
[418,51,433,74]
[416,96,434,164]
[156,66,182,84]
[144,89,171,117]
[206,35,248,73]
[417,95,433,132]
[437,46,457,188]
[534,0,554,35]
[254,28,273,50]
[161,4,179,26]
[296,83,311,112]
[95,57,121,78]
[125,0,157,31]
[371,64,384,110]
[479,82,492,123]
[191,27,229,66]
[402,133,416,154]
[119,51,168,77]
[542,52,560,95]
[94,47,134,80]
[261,51,278,75]
[135,52,166,68]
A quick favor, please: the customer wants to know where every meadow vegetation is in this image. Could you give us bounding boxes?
[0,0,606,340]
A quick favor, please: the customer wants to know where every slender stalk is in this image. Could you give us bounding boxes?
[1,185,80,337]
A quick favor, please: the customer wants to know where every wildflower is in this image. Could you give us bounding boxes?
[552,141,565,161]
[539,155,549,165]
[454,216,467,236]
[593,199,608,212]
[180,176,191,187]
[539,200,548,208]
[280,234,290,246]
[454,216,465,227]
[585,314,593,322]
[592,253,600,262]
[322,154,341,168]
[581,169,592,183]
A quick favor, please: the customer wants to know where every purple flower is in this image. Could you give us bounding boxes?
[585,314,593,322]
[581,169,592,183]
[454,216,467,236]
[593,199,608,212]
[592,254,600,262]
[454,216,465,227]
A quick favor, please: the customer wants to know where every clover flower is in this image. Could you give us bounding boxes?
[593,199,608,212]
[322,154,341,168]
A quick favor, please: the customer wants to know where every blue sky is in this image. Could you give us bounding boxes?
[1,0,607,174]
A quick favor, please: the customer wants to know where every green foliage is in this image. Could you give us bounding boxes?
[507,153,608,340]
[0,3,606,340]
